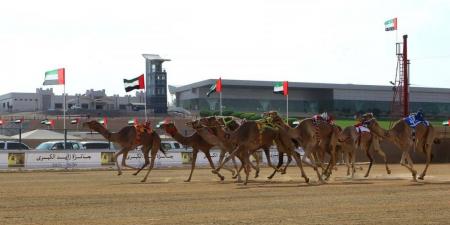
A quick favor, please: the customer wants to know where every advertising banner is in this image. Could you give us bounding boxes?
[25,151,101,169]
[116,150,183,168]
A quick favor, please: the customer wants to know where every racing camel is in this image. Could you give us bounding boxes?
[185,119,256,182]
[158,121,227,182]
[202,117,309,185]
[83,120,165,182]
[338,125,391,177]
[361,113,438,181]
[264,111,339,181]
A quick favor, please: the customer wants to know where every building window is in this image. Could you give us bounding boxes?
[2,103,5,108]
[119,104,127,110]
[19,98,23,101]
[81,104,89,109]
[96,105,103,110]
[55,103,63,109]
[24,99,28,101]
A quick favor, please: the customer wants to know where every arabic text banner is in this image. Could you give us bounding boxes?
[26,152,101,169]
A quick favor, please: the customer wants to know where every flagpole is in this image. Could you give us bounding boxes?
[144,90,148,122]
[63,82,67,150]
[219,91,222,116]
[286,94,289,123]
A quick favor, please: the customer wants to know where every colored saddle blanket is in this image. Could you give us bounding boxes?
[354,124,370,133]
[404,114,430,128]
[134,122,153,145]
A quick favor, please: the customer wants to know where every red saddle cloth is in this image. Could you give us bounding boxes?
[134,122,153,145]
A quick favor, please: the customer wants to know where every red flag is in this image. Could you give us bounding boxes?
[49,119,55,128]
[216,77,222,93]
[103,117,108,127]
[0,119,3,125]
[283,81,288,96]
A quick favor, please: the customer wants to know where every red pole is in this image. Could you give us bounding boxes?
[402,35,409,117]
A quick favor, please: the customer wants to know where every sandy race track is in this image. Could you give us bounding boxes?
[1,164,450,225]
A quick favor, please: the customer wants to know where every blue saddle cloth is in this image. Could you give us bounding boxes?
[404,114,430,128]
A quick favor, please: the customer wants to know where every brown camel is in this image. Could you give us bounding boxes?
[158,121,226,182]
[202,117,309,185]
[216,116,293,179]
[264,111,339,181]
[337,125,391,177]
[82,120,165,182]
[361,113,438,181]
[186,119,252,182]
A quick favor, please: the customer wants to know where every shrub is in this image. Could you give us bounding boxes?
[222,110,234,116]
[200,110,212,117]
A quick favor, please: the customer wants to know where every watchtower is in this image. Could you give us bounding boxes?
[142,54,170,114]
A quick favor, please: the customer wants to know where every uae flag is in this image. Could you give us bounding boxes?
[384,18,398,31]
[43,68,65,85]
[98,117,108,127]
[124,74,145,92]
[70,118,79,124]
[206,78,222,97]
[128,117,138,126]
[273,81,288,96]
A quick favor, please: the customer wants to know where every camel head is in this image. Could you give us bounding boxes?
[186,120,203,130]
[159,121,178,136]
[82,120,103,131]
[264,111,284,125]
[200,116,222,128]
[362,117,388,138]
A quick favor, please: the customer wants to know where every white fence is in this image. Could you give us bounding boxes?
[0,148,304,170]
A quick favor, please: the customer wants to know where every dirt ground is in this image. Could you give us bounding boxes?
[1,164,450,225]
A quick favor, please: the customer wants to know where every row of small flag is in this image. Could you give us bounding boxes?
[206,77,289,97]
[0,118,139,127]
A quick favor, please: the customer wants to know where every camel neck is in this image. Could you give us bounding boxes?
[93,124,113,141]
[166,128,192,146]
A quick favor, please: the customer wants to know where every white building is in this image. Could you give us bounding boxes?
[0,88,146,113]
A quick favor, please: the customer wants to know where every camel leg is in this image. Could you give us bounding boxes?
[213,147,239,173]
[241,150,251,185]
[231,156,243,182]
[141,149,158,182]
[372,141,391,175]
[419,142,433,180]
[291,151,309,183]
[218,150,237,176]
[345,152,351,176]
[304,147,323,183]
[364,147,374,178]
[400,151,417,181]
[281,155,292,174]
[185,149,199,182]
[121,150,140,171]
[267,149,283,179]
[113,149,126,176]
[351,151,356,178]
[204,151,225,181]
[250,152,260,178]
[133,146,151,176]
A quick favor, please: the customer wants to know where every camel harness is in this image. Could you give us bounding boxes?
[134,122,153,145]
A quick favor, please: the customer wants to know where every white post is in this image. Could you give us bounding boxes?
[144,91,148,122]
[219,91,222,116]
[63,84,66,130]
[286,94,289,123]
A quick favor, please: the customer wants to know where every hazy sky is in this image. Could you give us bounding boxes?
[1,0,449,96]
